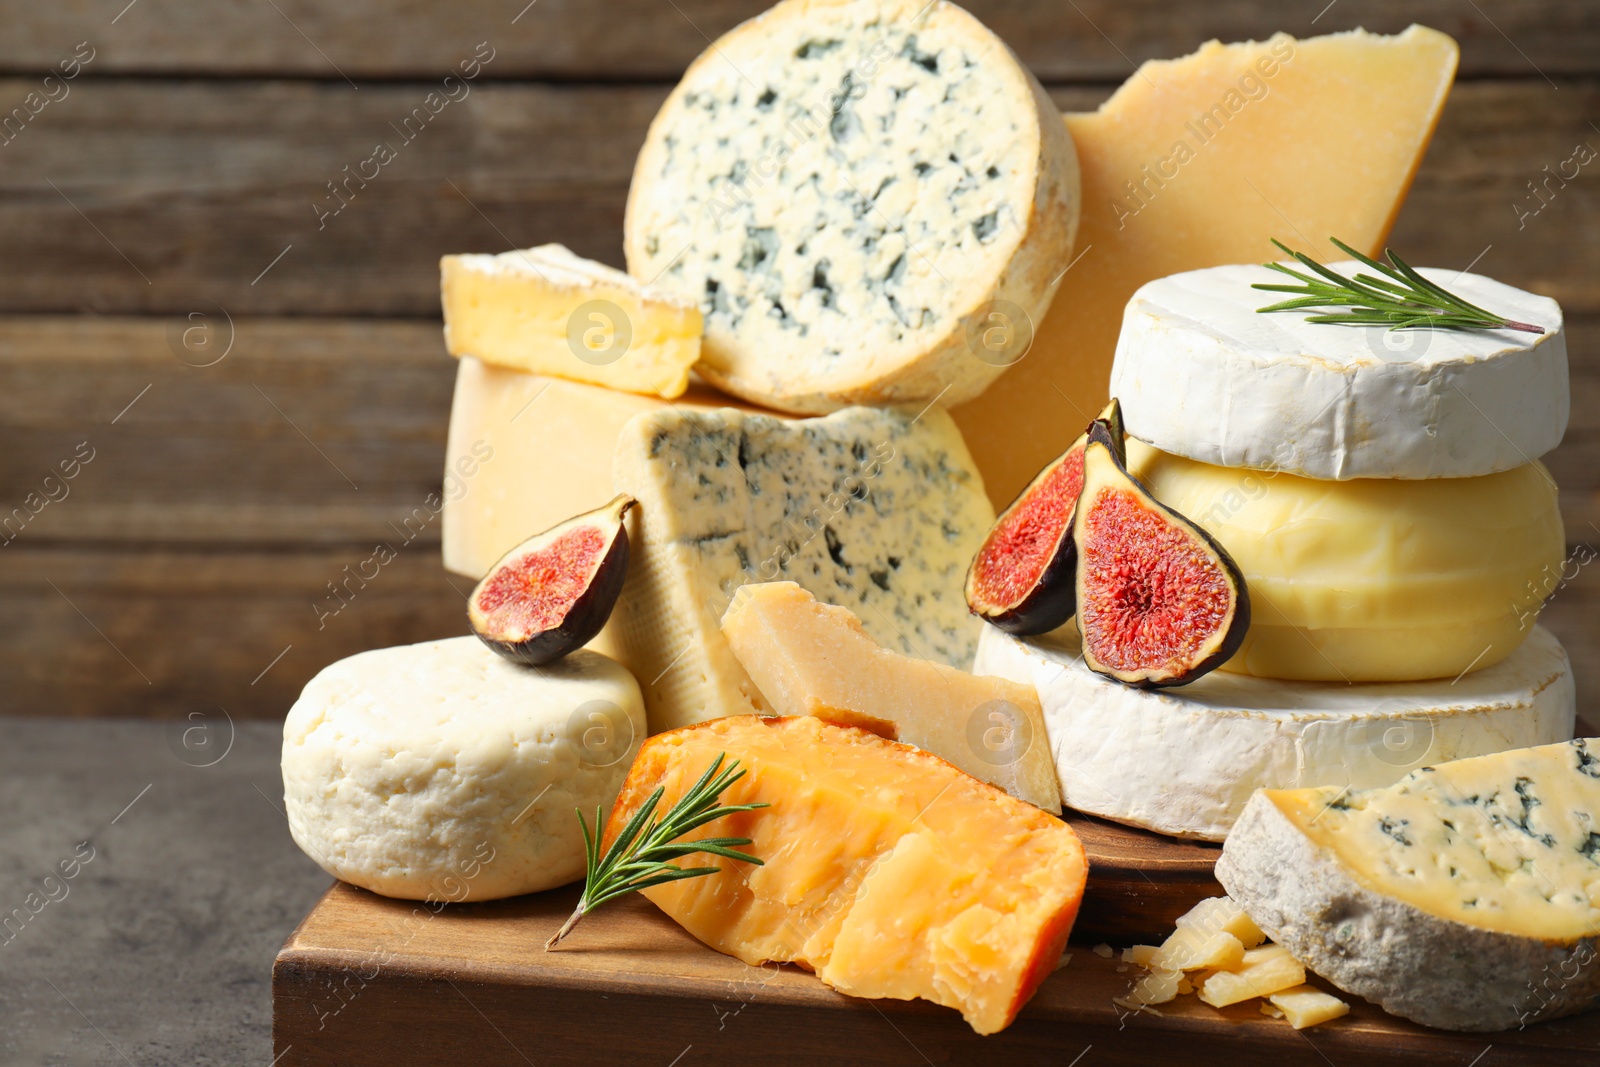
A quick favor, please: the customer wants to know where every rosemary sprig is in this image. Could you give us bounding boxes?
[1253,237,1544,335]
[545,753,767,949]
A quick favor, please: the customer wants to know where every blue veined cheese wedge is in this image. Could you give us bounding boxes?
[611,404,994,732]
[1218,739,1600,1031]
[625,0,1080,414]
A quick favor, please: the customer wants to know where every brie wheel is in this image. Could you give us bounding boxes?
[1110,262,1568,480]
[974,624,1576,841]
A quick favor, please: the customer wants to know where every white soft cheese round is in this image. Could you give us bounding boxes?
[282,638,645,901]
[1109,262,1568,479]
[625,0,1081,414]
[974,624,1575,841]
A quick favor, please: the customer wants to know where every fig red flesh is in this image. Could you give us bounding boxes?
[1078,487,1236,674]
[968,441,1084,611]
[1073,420,1249,688]
[965,399,1125,636]
[469,494,635,666]
[473,525,608,641]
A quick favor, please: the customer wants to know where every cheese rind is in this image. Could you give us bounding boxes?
[1218,740,1600,1031]
[974,624,1576,840]
[1123,439,1567,682]
[441,244,702,399]
[605,715,1088,1035]
[720,581,1060,811]
[952,26,1459,506]
[625,0,1080,413]
[1111,263,1569,480]
[612,404,993,732]
[281,639,645,901]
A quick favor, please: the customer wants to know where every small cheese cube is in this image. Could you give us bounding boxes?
[1198,945,1307,1008]
[1123,945,1161,967]
[1126,968,1182,1006]
[1155,926,1245,971]
[1268,985,1351,1030]
[1175,896,1267,948]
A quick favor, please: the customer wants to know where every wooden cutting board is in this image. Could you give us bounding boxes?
[274,879,1600,1066]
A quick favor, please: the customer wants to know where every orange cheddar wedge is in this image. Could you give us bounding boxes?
[604,715,1088,1034]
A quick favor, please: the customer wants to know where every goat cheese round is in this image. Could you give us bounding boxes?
[282,638,646,902]
[625,0,1081,414]
[974,624,1575,841]
[1109,262,1568,479]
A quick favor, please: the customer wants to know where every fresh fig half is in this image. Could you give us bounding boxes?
[468,494,636,666]
[965,399,1126,635]
[1072,420,1250,688]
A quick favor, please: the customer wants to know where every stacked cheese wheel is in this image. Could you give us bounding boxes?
[978,262,1576,839]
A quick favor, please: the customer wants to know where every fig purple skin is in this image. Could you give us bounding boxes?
[1072,419,1250,689]
[965,400,1126,636]
[468,495,635,666]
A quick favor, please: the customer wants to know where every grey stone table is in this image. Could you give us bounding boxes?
[0,715,330,1066]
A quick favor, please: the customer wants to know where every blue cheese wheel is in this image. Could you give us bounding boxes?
[625,0,1080,414]
[282,639,645,902]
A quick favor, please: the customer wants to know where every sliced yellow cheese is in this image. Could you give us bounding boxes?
[607,715,1088,1035]
[719,581,1060,811]
[1124,439,1565,682]
[441,244,702,399]
[1155,926,1245,972]
[953,26,1459,506]
[1197,945,1306,1008]
[1268,985,1350,1029]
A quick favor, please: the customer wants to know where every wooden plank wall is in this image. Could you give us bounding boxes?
[1,1,1596,717]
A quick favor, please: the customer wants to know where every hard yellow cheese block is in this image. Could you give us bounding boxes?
[606,715,1088,1035]
[954,26,1459,506]
[1124,438,1565,681]
[442,357,768,576]
[441,244,702,399]
[719,581,1060,811]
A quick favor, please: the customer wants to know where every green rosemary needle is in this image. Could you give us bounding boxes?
[545,752,767,949]
[1253,237,1544,335]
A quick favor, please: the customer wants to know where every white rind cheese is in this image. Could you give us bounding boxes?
[1218,740,1600,1031]
[282,639,646,901]
[625,0,1080,414]
[1110,263,1568,479]
[974,624,1576,840]
[612,404,994,732]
